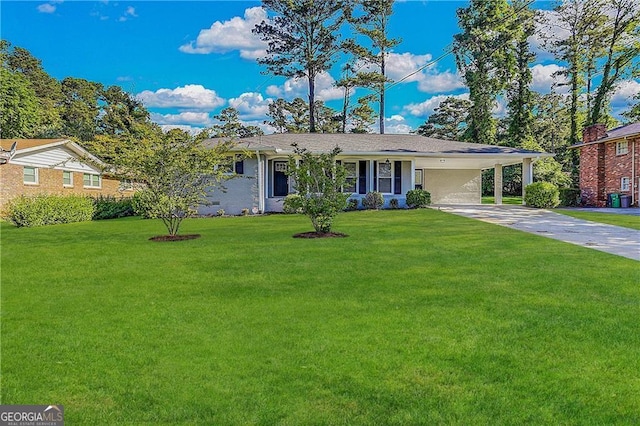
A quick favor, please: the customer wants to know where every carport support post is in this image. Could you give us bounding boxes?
[522,158,533,205]
[494,164,503,205]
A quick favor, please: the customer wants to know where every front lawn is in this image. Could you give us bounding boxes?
[482,196,522,205]
[556,209,640,230]
[2,211,638,424]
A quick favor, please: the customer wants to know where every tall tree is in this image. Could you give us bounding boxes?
[542,0,605,145]
[621,92,640,122]
[98,85,151,137]
[313,100,342,133]
[2,40,63,136]
[253,0,345,133]
[265,98,290,133]
[505,0,536,148]
[60,77,103,141]
[589,0,640,125]
[453,0,516,145]
[349,95,376,133]
[0,68,41,138]
[414,97,471,141]
[208,107,264,138]
[343,0,400,134]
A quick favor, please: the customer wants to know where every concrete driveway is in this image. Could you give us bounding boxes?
[434,205,640,261]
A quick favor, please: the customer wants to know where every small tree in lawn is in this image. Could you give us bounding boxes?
[98,125,234,237]
[286,144,349,235]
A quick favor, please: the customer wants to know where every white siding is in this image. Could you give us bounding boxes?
[11,146,100,173]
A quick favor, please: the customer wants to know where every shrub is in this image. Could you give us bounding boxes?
[92,195,134,220]
[390,198,400,209]
[241,208,250,216]
[362,191,384,210]
[216,209,225,217]
[524,182,560,208]
[344,198,359,211]
[283,194,304,214]
[6,194,95,227]
[559,188,580,207]
[131,191,154,219]
[406,189,431,208]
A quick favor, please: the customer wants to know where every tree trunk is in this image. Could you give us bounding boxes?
[309,74,316,133]
[379,51,385,134]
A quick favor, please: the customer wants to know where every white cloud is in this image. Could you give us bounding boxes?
[37,3,56,13]
[228,92,271,119]
[404,93,469,118]
[384,115,412,134]
[385,52,465,93]
[179,7,269,60]
[159,124,204,135]
[266,72,343,101]
[531,9,572,61]
[611,79,640,107]
[530,63,568,93]
[151,112,213,126]
[118,6,137,22]
[137,85,226,109]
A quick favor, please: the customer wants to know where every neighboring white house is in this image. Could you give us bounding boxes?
[202,133,553,215]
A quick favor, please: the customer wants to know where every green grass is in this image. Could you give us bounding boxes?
[482,196,522,205]
[2,211,639,424]
[556,209,640,230]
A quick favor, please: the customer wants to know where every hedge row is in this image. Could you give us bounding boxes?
[5,194,135,227]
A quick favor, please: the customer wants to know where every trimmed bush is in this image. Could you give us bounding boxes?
[282,194,304,214]
[524,182,560,208]
[345,198,359,211]
[406,189,431,208]
[559,188,580,207]
[362,191,384,210]
[6,194,95,227]
[390,198,400,209]
[93,195,135,220]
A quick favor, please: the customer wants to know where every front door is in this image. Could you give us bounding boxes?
[273,161,288,196]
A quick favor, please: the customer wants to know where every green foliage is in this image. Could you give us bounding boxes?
[283,194,304,214]
[286,144,349,233]
[6,194,94,227]
[362,191,384,210]
[345,198,359,211]
[0,68,41,138]
[104,128,234,236]
[253,0,345,133]
[406,189,431,208]
[524,182,560,208]
[414,97,471,141]
[92,195,135,220]
[559,188,581,207]
[453,0,516,145]
[206,107,264,139]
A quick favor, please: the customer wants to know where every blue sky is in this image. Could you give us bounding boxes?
[2,1,638,134]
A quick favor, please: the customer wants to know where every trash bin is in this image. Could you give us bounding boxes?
[620,195,631,208]
[607,193,614,207]
[611,193,621,208]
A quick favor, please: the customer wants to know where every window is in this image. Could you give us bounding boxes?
[414,169,423,190]
[343,162,357,193]
[378,162,392,193]
[63,171,73,187]
[621,177,630,192]
[120,179,134,191]
[23,166,38,184]
[83,173,101,188]
[616,141,629,155]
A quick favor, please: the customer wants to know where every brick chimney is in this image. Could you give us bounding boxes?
[582,124,607,144]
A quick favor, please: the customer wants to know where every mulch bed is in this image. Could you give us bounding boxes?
[149,234,201,242]
[293,232,348,239]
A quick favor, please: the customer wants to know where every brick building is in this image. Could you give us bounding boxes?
[0,139,132,212]
[574,123,640,207]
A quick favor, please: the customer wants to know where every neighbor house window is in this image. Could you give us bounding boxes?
[83,173,101,188]
[414,169,423,190]
[621,177,630,192]
[23,166,38,184]
[63,171,73,187]
[378,162,392,193]
[343,162,357,193]
[120,179,134,191]
[616,141,629,155]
